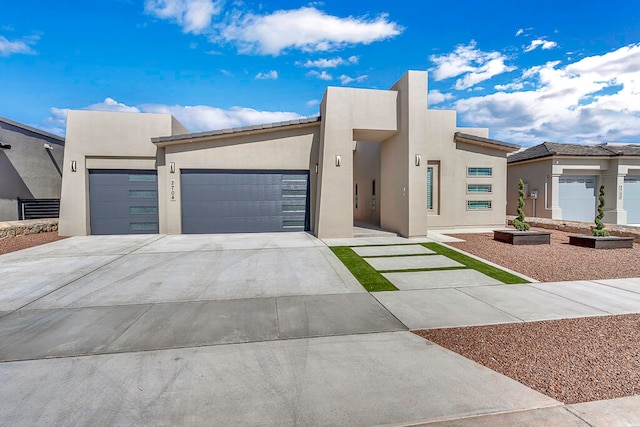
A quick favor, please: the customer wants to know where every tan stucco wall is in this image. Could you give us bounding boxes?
[159,125,320,234]
[507,159,553,219]
[58,110,181,236]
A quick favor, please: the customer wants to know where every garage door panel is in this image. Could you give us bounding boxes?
[559,176,596,222]
[89,170,159,235]
[625,177,640,224]
[181,170,310,234]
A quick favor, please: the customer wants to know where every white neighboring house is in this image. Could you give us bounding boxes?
[507,142,640,225]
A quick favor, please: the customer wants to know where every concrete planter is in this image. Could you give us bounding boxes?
[494,230,551,245]
[569,235,634,249]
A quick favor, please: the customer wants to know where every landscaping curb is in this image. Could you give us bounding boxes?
[0,219,58,239]
[507,216,640,242]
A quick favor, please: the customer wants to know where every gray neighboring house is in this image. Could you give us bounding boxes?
[507,142,640,225]
[0,116,65,221]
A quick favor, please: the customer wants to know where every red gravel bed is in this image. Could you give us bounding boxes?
[0,232,66,255]
[447,228,640,282]
[415,314,640,404]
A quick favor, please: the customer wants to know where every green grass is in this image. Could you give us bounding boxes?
[329,246,398,292]
[421,242,529,284]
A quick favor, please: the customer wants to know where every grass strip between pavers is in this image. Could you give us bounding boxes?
[421,242,529,284]
[330,246,398,292]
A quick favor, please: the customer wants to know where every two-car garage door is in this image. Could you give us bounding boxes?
[89,169,310,235]
[181,170,310,233]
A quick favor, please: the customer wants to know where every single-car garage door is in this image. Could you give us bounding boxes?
[181,170,310,234]
[624,176,640,224]
[89,170,159,235]
[559,176,596,222]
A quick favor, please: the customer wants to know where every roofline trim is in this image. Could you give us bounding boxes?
[0,115,65,143]
[152,116,321,146]
[454,132,520,152]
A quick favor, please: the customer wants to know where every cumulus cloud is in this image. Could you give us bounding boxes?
[306,99,320,107]
[0,34,38,56]
[218,7,401,55]
[524,39,558,52]
[494,82,524,91]
[145,0,222,34]
[307,70,333,80]
[255,70,278,80]
[428,90,454,105]
[47,98,305,134]
[339,74,367,85]
[301,55,359,68]
[455,43,640,146]
[429,41,516,90]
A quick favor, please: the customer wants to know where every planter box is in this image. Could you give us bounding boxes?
[494,230,551,245]
[569,235,634,249]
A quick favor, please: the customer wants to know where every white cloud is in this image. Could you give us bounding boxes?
[48,98,304,134]
[515,29,524,37]
[339,74,367,85]
[219,7,402,55]
[255,70,278,80]
[0,35,38,56]
[306,99,320,107]
[307,70,333,80]
[145,0,222,34]
[429,41,516,90]
[494,82,524,91]
[301,55,359,68]
[455,43,640,146]
[428,90,454,105]
[524,39,558,52]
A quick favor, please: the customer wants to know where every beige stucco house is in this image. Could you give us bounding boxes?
[59,71,519,238]
[507,142,640,225]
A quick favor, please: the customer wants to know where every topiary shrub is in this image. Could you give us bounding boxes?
[592,184,610,237]
[512,178,531,231]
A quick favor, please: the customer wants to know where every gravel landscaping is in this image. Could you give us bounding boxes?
[447,228,640,282]
[0,232,66,255]
[415,314,640,404]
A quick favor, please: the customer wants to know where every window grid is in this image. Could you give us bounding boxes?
[467,184,492,193]
[467,167,492,177]
[467,200,492,210]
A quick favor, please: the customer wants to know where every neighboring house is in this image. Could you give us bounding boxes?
[0,116,65,221]
[59,71,519,238]
[507,142,640,225]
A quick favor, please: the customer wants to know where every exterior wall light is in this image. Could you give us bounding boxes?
[415,154,421,166]
[315,163,319,174]
[170,162,176,174]
[335,155,341,167]
[70,160,77,172]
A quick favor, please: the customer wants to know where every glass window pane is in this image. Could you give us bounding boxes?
[282,189,307,197]
[129,190,157,199]
[282,174,307,181]
[283,219,305,228]
[467,184,492,193]
[282,205,306,212]
[467,200,492,210]
[130,222,158,230]
[130,206,158,214]
[467,167,492,177]
[427,167,433,210]
[128,174,156,182]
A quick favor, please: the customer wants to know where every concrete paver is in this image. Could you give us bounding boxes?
[423,406,588,426]
[566,395,640,426]
[365,255,464,271]
[351,244,434,257]
[0,332,558,426]
[460,285,609,321]
[532,281,640,314]
[276,293,406,339]
[384,269,501,290]
[0,305,151,362]
[374,289,520,329]
[593,278,640,294]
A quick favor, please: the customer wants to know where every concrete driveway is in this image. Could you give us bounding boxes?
[0,232,636,425]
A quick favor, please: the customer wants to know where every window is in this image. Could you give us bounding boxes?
[129,222,158,231]
[128,174,156,182]
[130,206,158,214]
[467,184,492,193]
[467,200,492,210]
[467,167,492,177]
[129,190,157,199]
[427,161,440,214]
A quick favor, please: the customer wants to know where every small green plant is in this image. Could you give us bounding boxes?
[512,178,531,231]
[592,184,610,237]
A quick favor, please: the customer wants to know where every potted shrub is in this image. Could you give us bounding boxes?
[569,185,634,248]
[494,179,550,245]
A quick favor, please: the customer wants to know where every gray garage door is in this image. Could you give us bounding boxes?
[624,176,640,224]
[559,176,596,222]
[89,170,159,235]
[181,170,310,234]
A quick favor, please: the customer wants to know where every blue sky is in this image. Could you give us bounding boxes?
[1,0,639,147]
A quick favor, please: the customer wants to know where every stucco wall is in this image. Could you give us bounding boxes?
[0,120,64,221]
[58,110,180,236]
[506,159,552,219]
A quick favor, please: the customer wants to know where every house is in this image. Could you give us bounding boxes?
[58,71,519,238]
[507,142,640,225]
[0,116,65,221]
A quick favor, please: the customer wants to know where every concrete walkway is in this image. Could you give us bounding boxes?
[0,232,639,425]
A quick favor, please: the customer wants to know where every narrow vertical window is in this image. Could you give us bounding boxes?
[427,166,433,210]
[372,180,376,210]
[355,183,358,209]
[427,161,440,214]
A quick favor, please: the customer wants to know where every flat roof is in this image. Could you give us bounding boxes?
[152,116,321,145]
[0,115,65,144]
[508,141,640,163]
[454,132,520,152]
